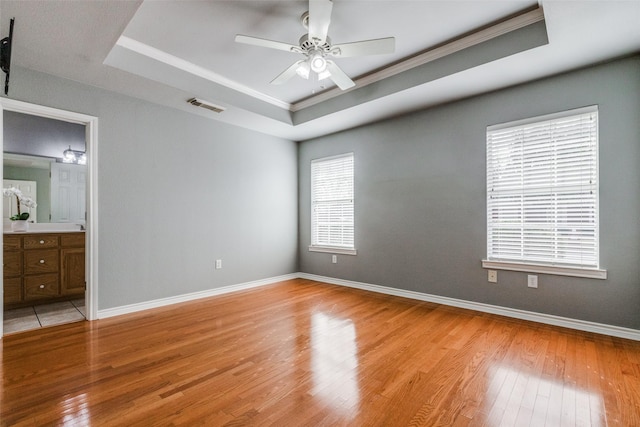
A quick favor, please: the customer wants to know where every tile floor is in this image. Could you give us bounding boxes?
[3,299,86,334]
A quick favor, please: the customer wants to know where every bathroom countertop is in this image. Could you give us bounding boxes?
[3,224,85,234]
[3,229,85,234]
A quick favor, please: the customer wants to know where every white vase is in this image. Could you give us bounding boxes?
[11,220,29,232]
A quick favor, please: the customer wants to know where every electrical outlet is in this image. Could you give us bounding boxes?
[332,255,337,264]
[488,270,498,283]
[528,275,538,288]
[215,259,222,269]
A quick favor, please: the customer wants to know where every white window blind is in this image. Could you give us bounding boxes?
[311,153,355,252]
[486,107,599,269]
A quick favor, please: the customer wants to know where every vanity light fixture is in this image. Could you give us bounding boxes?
[62,145,86,165]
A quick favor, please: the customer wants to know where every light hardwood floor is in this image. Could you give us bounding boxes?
[1,278,639,426]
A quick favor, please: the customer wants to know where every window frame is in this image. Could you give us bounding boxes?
[309,152,357,255]
[483,106,606,279]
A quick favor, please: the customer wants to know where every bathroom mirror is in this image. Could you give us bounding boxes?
[3,111,86,225]
[3,153,86,224]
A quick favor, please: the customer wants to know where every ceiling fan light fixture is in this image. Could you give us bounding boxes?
[309,52,327,73]
[235,0,394,91]
[296,61,311,79]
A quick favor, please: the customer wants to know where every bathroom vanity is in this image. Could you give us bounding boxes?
[3,230,85,308]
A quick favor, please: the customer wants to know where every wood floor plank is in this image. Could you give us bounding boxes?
[2,278,640,426]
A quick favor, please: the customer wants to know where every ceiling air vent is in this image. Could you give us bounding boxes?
[187,98,225,113]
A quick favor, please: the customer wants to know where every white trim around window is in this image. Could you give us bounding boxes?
[309,153,356,255]
[486,105,606,279]
[308,246,357,256]
[482,260,607,280]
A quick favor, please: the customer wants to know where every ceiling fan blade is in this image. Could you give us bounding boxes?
[235,34,299,53]
[271,60,305,85]
[331,37,395,58]
[326,61,355,90]
[308,0,333,43]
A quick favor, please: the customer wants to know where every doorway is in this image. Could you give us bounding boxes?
[0,99,98,337]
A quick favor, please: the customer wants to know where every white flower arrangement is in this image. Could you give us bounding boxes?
[3,187,37,221]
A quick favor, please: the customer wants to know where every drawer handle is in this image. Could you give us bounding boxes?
[40,259,45,264]
[40,240,45,244]
[39,284,45,289]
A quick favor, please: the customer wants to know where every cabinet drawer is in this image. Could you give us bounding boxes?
[24,250,59,274]
[4,234,21,250]
[4,277,22,303]
[3,251,22,276]
[23,234,59,249]
[60,233,85,248]
[24,274,59,300]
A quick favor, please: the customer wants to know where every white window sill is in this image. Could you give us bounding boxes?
[309,246,357,256]
[482,260,607,280]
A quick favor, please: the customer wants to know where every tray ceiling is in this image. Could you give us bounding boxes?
[1,1,640,140]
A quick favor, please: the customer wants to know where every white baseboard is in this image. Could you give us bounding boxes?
[97,273,298,319]
[96,271,640,341]
[298,273,640,342]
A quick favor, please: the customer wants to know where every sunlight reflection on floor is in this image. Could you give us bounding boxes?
[58,392,91,426]
[485,365,604,426]
[311,312,360,415]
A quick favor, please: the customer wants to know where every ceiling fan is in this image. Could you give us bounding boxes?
[235,0,395,90]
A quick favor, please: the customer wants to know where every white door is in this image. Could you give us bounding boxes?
[50,162,86,224]
[3,179,38,223]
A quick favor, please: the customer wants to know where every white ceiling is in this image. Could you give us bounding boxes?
[1,1,639,141]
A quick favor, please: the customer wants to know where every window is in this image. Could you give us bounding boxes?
[484,106,606,279]
[310,153,356,255]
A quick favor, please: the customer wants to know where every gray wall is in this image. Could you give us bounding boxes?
[299,56,640,330]
[4,56,638,329]
[4,67,298,310]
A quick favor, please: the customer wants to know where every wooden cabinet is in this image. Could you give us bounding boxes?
[4,250,21,276]
[3,235,22,305]
[3,232,85,308]
[23,234,59,249]
[61,248,85,295]
[24,274,59,301]
[4,277,21,304]
[24,249,59,274]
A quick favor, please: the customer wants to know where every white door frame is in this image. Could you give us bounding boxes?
[0,98,99,337]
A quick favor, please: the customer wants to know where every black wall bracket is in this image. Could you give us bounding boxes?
[1,18,15,95]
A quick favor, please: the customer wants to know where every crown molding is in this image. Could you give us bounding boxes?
[115,36,292,111]
[291,7,545,112]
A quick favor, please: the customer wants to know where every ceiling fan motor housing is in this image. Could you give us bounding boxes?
[298,34,332,54]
